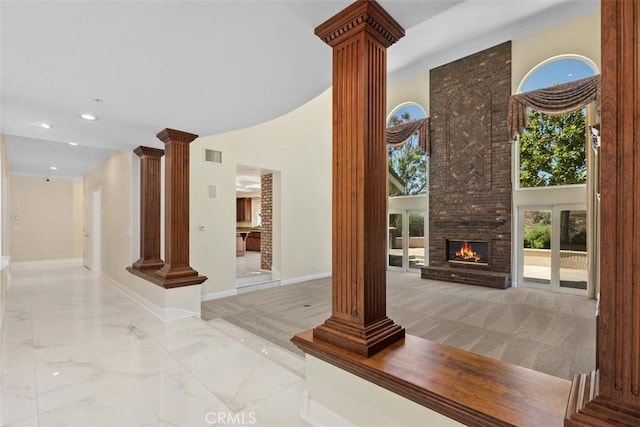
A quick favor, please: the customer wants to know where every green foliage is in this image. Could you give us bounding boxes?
[388,112,427,196]
[409,214,424,237]
[519,109,587,187]
[524,224,551,249]
[389,214,402,234]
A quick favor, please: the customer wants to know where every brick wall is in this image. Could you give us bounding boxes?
[260,173,273,271]
[428,41,512,275]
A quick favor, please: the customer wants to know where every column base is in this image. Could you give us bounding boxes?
[313,315,405,357]
[565,371,640,426]
[126,265,207,289]
[131,258,165,271]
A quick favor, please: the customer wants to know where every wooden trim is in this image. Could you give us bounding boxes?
[293,330,571,427]
[126,266,206,289]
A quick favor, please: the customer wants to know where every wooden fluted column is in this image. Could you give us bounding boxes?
[565,0,640,425]
[311,0,405,357]
[131,146,164,271]
[154,128,206,288]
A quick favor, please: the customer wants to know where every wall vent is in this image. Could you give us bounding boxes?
[208,184,217,199]
[204,149,222,163]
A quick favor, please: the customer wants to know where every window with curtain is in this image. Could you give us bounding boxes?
[517,57,596,188]
[387,102,428,197]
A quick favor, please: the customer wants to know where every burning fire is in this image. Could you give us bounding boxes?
[455,241,481,262]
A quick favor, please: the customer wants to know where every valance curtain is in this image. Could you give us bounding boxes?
[507,74,600,140]
[386,118,430,155]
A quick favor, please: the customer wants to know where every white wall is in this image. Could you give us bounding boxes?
[512,11,601,94]
[0,135,8,325]
[191,89,332,296]
[9,175,83,262]
[387,72,430,116]
[83,150,201,319]
[303,355,463,427]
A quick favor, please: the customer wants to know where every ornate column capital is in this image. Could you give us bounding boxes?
[156,128,198,145]
[133,146,164,159]
[314,0,404,48]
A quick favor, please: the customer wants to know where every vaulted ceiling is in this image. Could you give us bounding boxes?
[0,0,598,178]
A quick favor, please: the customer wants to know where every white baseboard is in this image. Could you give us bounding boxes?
[0,298,5,333]
[10,257,83,269]
[102,275,199,322]
[0,258,10,332]
[202,272,331,300]
[237,280,281,294]
[281,272,331,286]
[201,288,238,301]
[300,389,353,427]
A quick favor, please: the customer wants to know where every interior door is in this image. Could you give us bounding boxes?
[83,196,92,270]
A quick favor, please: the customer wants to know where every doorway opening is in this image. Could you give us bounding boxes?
[84,187,102,272]
[235,166,278,290]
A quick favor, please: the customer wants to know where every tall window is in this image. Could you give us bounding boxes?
[518,57,596,188]
[387,102,427,197]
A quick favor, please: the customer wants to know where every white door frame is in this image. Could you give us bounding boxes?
[91,188,102,273]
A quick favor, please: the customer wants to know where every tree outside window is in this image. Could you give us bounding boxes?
[519,109,587,187]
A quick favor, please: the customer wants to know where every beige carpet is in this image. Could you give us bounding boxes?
[201,272,596,380]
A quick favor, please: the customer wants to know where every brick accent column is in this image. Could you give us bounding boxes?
[154,128,206,288]
[311,0,405,357]
[260,173,273,271]
[565,1,640,425]
[131,146,164,270]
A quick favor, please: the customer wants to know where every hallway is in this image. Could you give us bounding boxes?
[0,265,307,427]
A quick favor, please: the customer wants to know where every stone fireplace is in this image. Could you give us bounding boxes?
[421,42,512,289]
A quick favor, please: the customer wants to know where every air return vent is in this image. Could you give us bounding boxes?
[204,149,222,163]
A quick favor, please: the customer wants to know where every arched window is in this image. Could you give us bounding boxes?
[386,102,427,197]
[517,56,597,188]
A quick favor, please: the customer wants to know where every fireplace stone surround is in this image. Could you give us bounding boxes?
[421,42,512,289]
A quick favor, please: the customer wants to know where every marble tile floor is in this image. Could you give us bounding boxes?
[236,251,262,279]
[0,265,309,427]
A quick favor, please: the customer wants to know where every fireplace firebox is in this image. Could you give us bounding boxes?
[447,240,489,265]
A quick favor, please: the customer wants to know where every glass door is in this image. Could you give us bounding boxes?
[388,212,404,269]
[388,210,426,271]
[519,205,588,294]
[556,206,588,293]
[407,211,426,270]
[521,208,552,287]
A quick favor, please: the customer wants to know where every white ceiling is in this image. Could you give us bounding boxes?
[0,0,598,178]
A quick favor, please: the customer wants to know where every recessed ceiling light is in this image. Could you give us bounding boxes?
[79,113,98,121]
[38,122,53,129]
[49,166,57,170]
[68,142,79,146]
